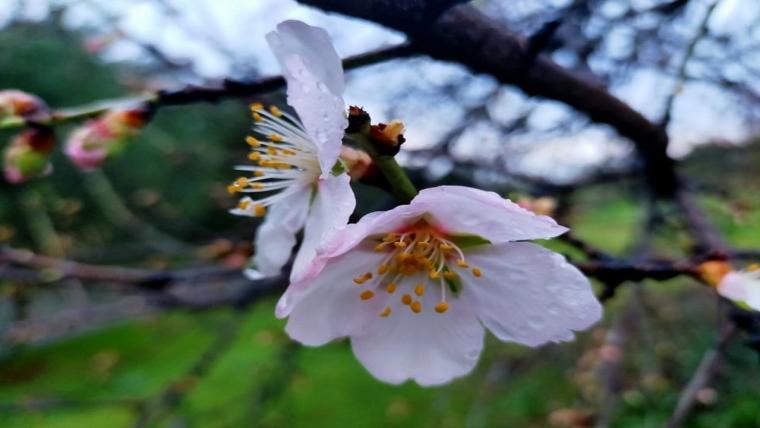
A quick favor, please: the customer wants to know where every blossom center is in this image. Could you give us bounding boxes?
[353,222,482,317]
[229,103,322,217]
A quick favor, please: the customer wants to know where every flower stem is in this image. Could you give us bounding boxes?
[347,133,418,203]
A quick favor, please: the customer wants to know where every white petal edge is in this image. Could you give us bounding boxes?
[351,288,484,386]
[265,20,347,175]
[291,173,356,282]
[414,186,568,242]
[461,242,602,347]
[250,186,311,278]
[279,242,386,346]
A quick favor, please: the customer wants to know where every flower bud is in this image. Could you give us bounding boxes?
[64,107,149,171]
[0,90,49,122]
[516,196,558,217]
[697,260,733,287]
[3,128,55,183]
[369,120,406,155]
[339,146,374,181]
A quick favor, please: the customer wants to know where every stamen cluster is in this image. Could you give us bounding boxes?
[352,223,482,317]
[228,103,322,217]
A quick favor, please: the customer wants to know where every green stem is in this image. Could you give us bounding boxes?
[347,133,418,203]
[373,155,418,203]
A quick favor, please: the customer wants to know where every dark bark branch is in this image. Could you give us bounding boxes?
[298,0,678,196]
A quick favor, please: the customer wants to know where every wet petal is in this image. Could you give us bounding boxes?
[414,186,567,242]
[250,186,311,277]
[461,242,601,347]
[266,20,346,175]
[351,289,484,386]
[278,242,385,346]
[291,173,356,281]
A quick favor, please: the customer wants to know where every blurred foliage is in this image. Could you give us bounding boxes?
[0,15,759,428]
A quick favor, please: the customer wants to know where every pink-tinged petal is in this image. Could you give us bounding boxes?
[291,173,356,282]
[250,186,312,278]
[278,242,386,345]
[64,129,107,171]
[413,186,568,242]
[461,242,601,347]
[266,20,346,175]
[351,289,484,386]
[717,272,749,303]
[297,202,431,283]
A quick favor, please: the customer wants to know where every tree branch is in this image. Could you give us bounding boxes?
[298,0,678,196]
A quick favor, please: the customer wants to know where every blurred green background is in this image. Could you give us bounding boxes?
[1,15,760,428]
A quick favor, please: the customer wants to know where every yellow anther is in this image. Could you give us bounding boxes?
[414,283,425,296]
[749,263,760,272]
[249,102,264,111]
[440,243,453,251]
[378,264,388,275]
[401,294,412,305]
[253,204,266,217]
[379,306,392,317]
[235,177,248,187]
[245,136,260,147]
[251,183,264,190]
[374,243,386,252]
[382,233,397,242]
[238,200,250,210]
[353,272,373,284]
[360,290,375,300]
[253,112,263,122]
[227,184,239,194]
[393,241,406,248]
[254,170,264,177]
[386,282,397,293]
[416,241,430,249]
[429,270,440,280]
[443,271,458,280]
[410,300,422,314]
[267,147,278,155]
[269,133,283,142]
[456,259,469,268]
[435,301,449,313]
[269,105,283,117]
[471,267,482,278]
[248,152,261,161]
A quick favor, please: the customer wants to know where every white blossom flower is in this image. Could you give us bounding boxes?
[717,267,760,310]
[275,186,603,386]
[229,20,355,280]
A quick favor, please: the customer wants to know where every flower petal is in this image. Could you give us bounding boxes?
[250,186,311,277]
[266,20,346,175]
[278,242,386,346]
[717,272,749,303]
[414,186,568,242]
[351,289,484,386]
[461,242,601,347]
[291,173,356,281]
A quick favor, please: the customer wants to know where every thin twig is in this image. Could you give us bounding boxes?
[665,321,736,428]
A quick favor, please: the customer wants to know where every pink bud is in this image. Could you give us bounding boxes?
[0,90,49,121]
[3,128,55,184]
[64,127,108,171]
[63,107,149,171]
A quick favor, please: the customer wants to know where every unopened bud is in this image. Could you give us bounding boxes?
[369,120,406,155]
[3,128,55,183]
[517,196,558,217]
[697,260,733,287]
[346,105,370,134]
[0,90,49,121]
[64,106,150,171]
[339,146,374,181]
